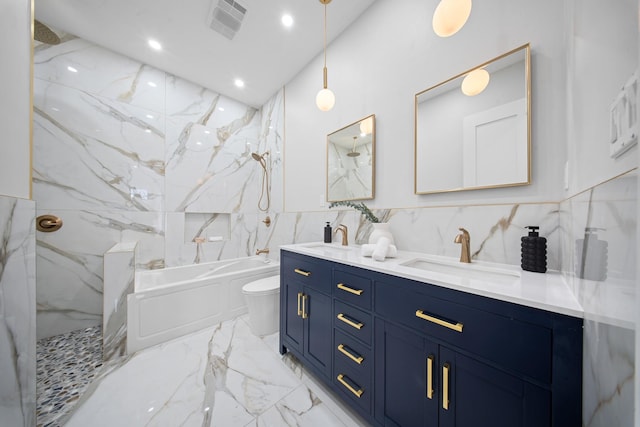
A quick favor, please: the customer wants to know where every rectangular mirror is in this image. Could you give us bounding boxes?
[415,44,531,194]
[327,114,375,202]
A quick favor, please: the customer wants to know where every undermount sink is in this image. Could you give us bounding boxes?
[300,243,353,252]
[400,258,521,284]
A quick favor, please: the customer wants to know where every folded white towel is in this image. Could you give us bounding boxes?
[360,243,398,258]
[372,237,391,262]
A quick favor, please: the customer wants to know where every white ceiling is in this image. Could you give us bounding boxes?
[35,0,376,108]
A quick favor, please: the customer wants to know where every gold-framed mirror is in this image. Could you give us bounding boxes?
[327,114,375,202]
[414,44,531,194]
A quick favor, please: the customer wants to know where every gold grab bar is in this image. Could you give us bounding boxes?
[294,268,311,277]
[337,283,364,296]
[338,344,364,365]
[415,310,463,333]
[36,214,63,232]
[337,374,364,398]
[443,363,450,410]
[301,294,308,319]
[337,313,364,330]
[297,292,303,317]
[427,355,434,399]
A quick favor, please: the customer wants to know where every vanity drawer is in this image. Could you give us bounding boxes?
[334,329,372,373]
[334,358,372,414]
[281,251,331,294]
[333,269,372,310]
[375,281,552,383]
[334,300,372,346]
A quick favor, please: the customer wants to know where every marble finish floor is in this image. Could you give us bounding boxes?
[36,326,104,427]
[52,316,368,426]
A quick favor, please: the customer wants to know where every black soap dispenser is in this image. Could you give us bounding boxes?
[324,222,332,243]
[521,226,547,273]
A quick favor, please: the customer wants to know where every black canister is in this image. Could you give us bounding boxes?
[521,226,547,273]
[324,222,332,243]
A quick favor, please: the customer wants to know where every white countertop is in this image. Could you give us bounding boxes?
[281,242,584,319]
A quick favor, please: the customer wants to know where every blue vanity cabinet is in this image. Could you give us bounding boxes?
[280,249,582,427]
[373,275,582,427]
[280,251,333,379]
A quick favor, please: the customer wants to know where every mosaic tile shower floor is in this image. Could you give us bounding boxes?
[36,326,104,427]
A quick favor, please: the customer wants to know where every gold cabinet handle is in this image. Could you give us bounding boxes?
[443,363,450,410]
[338,344,364,365]
[337,283,364,296]
[415,310,463,333]
[301,294,308,319]
[297,292,303,317]
[426,355,434,399]
[337,313,364,330]
[337,374,364,398]
[294,268,311,277]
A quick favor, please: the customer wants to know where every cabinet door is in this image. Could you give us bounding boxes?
[282,279,303,353]
[304,287,332,377]
[439,347,550,427]
[375,320,438,426]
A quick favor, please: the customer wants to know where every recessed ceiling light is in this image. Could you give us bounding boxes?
[234,79,245,88]
[218,107,225,112]
[148,39,162,51]
[67,66,78,73]
[146,114,154,119]
[147,81,157,88]
[281,14,294,28]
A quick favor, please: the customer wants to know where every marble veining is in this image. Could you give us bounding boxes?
[558,169,637,425]
[61,317,363,427]
[0,196,36,427]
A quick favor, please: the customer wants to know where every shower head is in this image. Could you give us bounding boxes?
[347,136,360,157]
[251,151,269,161]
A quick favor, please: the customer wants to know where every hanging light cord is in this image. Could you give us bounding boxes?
[322,2,328,89]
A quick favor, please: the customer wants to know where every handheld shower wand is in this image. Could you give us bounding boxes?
[251,151,271,212]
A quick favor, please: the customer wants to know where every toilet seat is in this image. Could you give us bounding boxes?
[242,275,280,296]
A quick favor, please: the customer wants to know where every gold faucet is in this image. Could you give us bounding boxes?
[334,224,348,246]
[256,248,270,255]
[454,227,471,263]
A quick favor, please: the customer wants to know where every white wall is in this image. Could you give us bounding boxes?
[0,0,32,199]
[285,0,567,212]
[566,0,638,195]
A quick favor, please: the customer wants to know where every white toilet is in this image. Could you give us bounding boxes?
[242,275,280,336]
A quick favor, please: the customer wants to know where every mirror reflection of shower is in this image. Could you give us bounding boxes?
[251,151,271,212]
[347,136,361,157]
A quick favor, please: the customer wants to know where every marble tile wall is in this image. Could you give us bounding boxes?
[103,242,136,362]
[0,196,36,426]
[33,35,283,339]
[559,169,637,426]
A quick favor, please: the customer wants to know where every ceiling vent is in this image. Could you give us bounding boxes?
[207,0,247,40]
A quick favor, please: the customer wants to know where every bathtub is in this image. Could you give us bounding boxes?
[127,256,279,353]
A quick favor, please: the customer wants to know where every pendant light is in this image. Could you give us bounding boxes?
[432,0,472,37]
[461,68,490,96]
[316,0,335,111]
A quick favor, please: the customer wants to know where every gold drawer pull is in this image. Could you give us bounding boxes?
[294,268,311,277]
[338,344,364,365]
[426,355,434,399]
[337,313,364,330]
[337,374,364,398]
[337,283,364,296]
[297,292,303,316]
[415,310,463,333]
[443,363,450,410]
